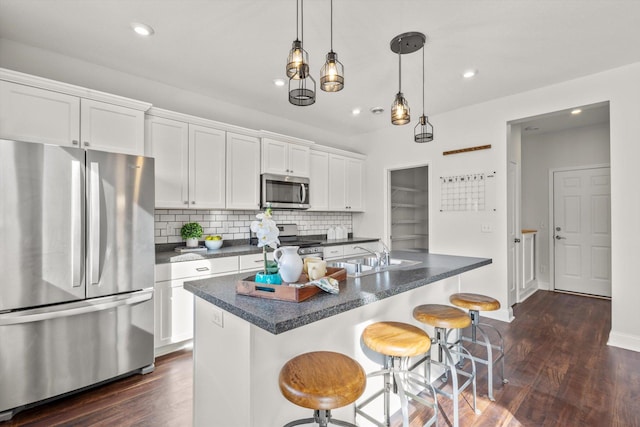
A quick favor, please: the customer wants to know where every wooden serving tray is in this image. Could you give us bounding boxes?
[236,267,346,302]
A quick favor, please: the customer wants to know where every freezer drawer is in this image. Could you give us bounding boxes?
[0,289,154,417]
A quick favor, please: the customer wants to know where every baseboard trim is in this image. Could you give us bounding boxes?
[537,281,550,291]
[608,331,640,353]
[480,307,513,323]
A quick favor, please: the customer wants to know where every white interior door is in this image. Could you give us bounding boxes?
[553,167,611,297]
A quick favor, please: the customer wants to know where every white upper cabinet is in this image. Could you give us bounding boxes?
[261,137,311,177]
[0,80,80,146]
[0,71,150,155]
[226,132,261,210]
[309,149,329,211]
[145,114,226,209]
[189,124,226,209]
[80,99,145,155]
[145,116,189,208]
[328,153,365,212]
[346,157,364,211]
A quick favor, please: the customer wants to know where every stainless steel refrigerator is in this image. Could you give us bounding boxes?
[0,139,155,421]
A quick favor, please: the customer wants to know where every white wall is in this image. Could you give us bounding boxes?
[521,123,610,284]
[352,63,640,352]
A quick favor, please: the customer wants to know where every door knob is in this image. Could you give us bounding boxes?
[555,235,566,240]
[514,238,521,243]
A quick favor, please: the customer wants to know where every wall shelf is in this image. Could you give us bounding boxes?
[391,234,428,241]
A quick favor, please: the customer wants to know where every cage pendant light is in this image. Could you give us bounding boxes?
[414,42,434,143]
[288,0,316,106]
[320,0,344,92]
[389,32,426,126]
[390,38,410,125]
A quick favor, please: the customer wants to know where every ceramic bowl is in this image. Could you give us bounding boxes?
[204,239,223,250]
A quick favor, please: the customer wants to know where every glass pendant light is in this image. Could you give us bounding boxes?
[414,43,434,143]
[288,0,315,106]
[390,37,410,125]
[320,0,344,92]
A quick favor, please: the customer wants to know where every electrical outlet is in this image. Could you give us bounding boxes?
[540,265,547,274]
[166,223,173,235]
[481,224,493,233]
[211,307,224,327]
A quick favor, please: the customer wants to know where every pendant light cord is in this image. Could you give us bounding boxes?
[422,44,425,113]
[398,37,402,92]
[330,0,333,52]
[301,0,304,47]
[295,0,299,40]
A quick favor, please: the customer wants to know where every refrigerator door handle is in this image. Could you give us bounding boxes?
[89,161,101,285]
[71,159,83,287]
[0,288,153,326]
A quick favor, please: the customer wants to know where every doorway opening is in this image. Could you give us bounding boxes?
[508,101,611,302]
[388,165,429,252]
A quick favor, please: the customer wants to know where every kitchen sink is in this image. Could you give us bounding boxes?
[328,256,421,277]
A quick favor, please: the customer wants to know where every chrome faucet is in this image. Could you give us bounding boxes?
[379,241,391,267]
[353,246,381,267]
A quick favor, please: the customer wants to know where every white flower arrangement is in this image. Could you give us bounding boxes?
[250,207,280,273]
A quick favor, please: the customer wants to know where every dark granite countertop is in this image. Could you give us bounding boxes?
[184,251,491,334]
[155,236,380,264]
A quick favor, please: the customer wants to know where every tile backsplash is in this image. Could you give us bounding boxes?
[154,209,353,244]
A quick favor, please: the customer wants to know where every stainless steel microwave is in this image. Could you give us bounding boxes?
[261,173,310,209]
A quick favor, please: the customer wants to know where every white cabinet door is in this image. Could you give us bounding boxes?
[239,252,275,273]
[0,80,80,146]
[146,116,189,208]
[328,154,347,211]
[80,99,145,155]
[189,124,226,209]
[346,157,364,211]
[309,150,329,211]
[261,138,288,175]
[261,138,310,177]
[323,245,345,260]
[154,279,194,348]
[226,132,261,210]
[288,144,310,177]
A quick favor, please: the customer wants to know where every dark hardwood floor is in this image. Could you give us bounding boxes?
[3,291,640,426]
[2,349,193,427]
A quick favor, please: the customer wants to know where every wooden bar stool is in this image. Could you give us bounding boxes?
[355,321,437,427]
[413,304,478,427]
[449,293,507,401]
[279,351,366,427]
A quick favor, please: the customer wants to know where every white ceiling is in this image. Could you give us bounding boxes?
[0,0,638,138]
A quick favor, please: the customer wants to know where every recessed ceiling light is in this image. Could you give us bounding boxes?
[352,108,361,116]
[131,22,154,37]
[463,69,477,79]
[571,109,582,115]
[273,79,286,87]
[370,107,384,115]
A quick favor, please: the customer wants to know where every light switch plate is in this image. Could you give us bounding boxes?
[481,224,493,233]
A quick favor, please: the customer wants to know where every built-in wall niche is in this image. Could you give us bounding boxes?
[389,166,429,252]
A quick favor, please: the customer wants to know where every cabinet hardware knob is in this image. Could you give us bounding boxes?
[72,140,79,145]
[184,201,189,205]
[84,141,90,146]
[192,201,196,204]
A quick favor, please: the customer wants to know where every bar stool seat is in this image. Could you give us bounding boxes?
[413,304,478,427]
[279,351,366,427]
[449,293,507,401]
[356,321,437,427]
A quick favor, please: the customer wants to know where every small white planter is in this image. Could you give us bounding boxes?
[186,237,199,248]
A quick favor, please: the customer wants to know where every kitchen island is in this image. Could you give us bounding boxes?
[184,251,491,427]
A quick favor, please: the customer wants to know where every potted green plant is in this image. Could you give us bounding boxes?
[181,222,203,248]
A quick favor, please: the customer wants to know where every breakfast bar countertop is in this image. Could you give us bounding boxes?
[184,251,492,334]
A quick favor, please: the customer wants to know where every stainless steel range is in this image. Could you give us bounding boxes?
[250,224,324,259]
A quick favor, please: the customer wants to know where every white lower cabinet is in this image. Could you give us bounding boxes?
[324,246,345,260]
[154,257,238,355]
[239,252,275,273]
